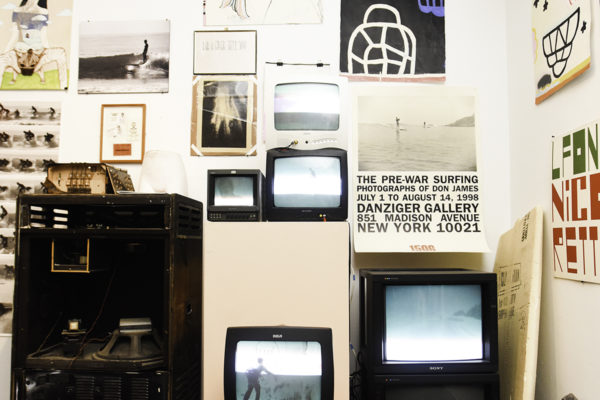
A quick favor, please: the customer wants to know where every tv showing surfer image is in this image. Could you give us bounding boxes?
[235,341,322,400]
[78,20,170,93]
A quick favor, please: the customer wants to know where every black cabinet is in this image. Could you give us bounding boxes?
[11,194,203,400]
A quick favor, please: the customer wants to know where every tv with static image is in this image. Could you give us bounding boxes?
[223,326,334,400]
[265,147,348,221]
[263,70,349,151]
[360,269,499,376]
[207,169,265,221]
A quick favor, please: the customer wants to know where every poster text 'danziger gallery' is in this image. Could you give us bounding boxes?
[353,86,488,253]
[552,121,600,284]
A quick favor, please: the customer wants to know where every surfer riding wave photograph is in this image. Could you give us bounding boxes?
[78,19,170,93]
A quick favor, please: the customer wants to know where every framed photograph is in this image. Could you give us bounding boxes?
[190,75,257,156]
[100,104,146,163]
[193,30,257,75]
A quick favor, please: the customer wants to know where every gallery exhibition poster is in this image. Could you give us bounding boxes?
[552,120,600,284]
[352,85,488,253]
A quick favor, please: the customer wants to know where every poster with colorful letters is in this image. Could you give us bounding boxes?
[552,120,600,284]
[533,0,591,104]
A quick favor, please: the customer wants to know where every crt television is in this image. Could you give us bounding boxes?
[265,147,348,221]
[207,169,265,221]
[263,70,349,151]
[360,269,498,376]
[223,326,334,400]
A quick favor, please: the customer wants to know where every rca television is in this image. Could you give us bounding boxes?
[224,326,334,400]
[360,269,498,376]
[207,169,265,221]
[264,70,349,150]
[265,147,348,221]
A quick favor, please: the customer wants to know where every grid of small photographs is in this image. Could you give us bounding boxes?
[0,101,60,333]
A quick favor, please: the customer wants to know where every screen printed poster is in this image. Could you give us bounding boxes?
[552,121,600,284]
[340,0,445,82]
[533,0,591,104]
[352,85,488,253]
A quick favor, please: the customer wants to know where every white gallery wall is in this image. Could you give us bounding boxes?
[0,1,512,399]
[506,0,600,398]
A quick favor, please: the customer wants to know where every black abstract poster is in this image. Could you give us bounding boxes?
[340,0,445,81]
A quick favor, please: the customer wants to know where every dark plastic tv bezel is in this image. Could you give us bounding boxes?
[206,169,264,221]
[265,147,348,221]
[360,268,499,375]
[223,326,334,400]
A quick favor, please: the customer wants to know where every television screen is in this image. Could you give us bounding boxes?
[274,83,340,131]
[214,176,254,206]
[234,340,322,400]
[385,284,483,362]
[273,156,341,208]
[386,385,485,400]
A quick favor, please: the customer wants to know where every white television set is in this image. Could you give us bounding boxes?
[263,69,349,151]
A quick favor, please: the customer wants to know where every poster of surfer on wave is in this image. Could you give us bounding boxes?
[78,19,170,94]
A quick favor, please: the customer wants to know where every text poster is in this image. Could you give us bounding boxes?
[340,0,445,82]
[552,121,600,284]
[533,0,591,104]
[353,85,488,253]
[494,207,543,400]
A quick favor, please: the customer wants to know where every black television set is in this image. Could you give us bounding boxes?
[360,269,499,376]
[224,326,334,400]
[265,147,348,221]
[207,169,265,221]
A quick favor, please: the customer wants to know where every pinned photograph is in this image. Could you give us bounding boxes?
[79,20,170,94]
[0,0,73,90]
[190,76,256,156]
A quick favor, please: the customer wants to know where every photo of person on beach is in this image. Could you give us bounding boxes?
[78,20,170,94]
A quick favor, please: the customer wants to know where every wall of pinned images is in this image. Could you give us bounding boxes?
[0,102,60,333]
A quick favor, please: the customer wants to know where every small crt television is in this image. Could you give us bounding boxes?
[265,147,348,221]
[224,326,334,400]
[264,70,349,150]
[207,169,265,221]
[360,269,498,376]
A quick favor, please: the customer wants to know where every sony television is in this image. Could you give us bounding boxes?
[263,69,349,151]
[360,269,499,376]
[207,169,265,221]
[223,326,334,400]
[265,147,348,221]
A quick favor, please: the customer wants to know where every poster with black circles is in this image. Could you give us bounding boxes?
[340,0,445,82]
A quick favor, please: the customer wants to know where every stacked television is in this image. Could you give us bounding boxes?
[360,269,500,400]
[262,68,349,222]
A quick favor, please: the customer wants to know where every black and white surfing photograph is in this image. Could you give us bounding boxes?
[191,76,256,156]
[0,101,60,333]
[356,86,476,172]
[78,20,170,94]
[235,340,322,400]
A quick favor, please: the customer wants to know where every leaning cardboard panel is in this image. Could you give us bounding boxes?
[494,207,543,400]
